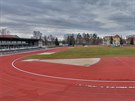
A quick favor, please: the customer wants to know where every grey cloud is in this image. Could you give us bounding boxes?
[0,0,135,38]
[110,15,135,31]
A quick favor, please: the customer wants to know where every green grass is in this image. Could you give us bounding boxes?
[26,46,135,59]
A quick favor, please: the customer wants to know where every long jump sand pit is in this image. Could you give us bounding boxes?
[23,58,100,67]
[37,52,56,55]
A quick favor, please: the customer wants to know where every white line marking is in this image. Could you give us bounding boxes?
[11,57,135,83]
[76,84,135,89]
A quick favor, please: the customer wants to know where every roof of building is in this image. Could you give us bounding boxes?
[103,35,121,39]
[126,35,135,38]
[113,35,121,38]
[127,37,135,40]
[0,36,39,41]
[103,36,112,38]
[0,35,19,38]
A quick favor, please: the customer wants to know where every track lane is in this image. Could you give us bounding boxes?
[1,47,135,101]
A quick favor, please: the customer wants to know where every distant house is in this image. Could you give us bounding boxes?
[103,36,112,46]
[103,35,121,46]
[134,38,135,45]
[126,35,135,45]
[112,35,121,46]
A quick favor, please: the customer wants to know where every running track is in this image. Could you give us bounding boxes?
[1,47,135,101]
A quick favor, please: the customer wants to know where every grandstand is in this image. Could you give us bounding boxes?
[0,35,44,55]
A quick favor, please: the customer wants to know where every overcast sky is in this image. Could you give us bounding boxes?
[0,0,135,38]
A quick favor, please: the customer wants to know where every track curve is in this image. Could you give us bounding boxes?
[1,47,135,101]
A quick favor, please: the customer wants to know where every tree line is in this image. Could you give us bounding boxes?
[42,35,59,46]
[64,33,103,46]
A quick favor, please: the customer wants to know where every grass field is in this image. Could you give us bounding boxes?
[26,46,135,59]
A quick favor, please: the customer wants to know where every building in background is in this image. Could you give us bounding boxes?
[103,36,112,46]
[0,30,43,51]
[126,35,135,45]
[0,36,41,51]
[103,35,121,46]
[112,35,121,46]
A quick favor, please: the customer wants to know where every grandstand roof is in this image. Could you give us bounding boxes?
[0,35,19,38]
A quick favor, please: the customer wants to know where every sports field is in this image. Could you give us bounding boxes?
[1,47,135,101]
[26,46,135,59]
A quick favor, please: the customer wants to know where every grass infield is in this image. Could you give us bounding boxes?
[26,46,135,59]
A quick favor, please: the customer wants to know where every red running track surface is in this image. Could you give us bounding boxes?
[1,47,135,101]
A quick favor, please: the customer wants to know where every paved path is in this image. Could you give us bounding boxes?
[1,47,135,101]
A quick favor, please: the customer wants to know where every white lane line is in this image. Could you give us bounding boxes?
[11,57,135,83]
[76,84,135,89]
